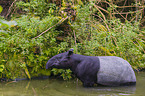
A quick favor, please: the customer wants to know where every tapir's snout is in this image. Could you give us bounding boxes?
[46,62,49,69]
[46,59,59,69]
[46,54,62,69]
[46,61,52,69]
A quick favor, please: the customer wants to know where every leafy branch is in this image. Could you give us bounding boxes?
[33,16,69,39]
[6,0,17,18]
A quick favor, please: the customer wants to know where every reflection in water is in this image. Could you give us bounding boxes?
[80,86,136,96]
[0,72,145,96]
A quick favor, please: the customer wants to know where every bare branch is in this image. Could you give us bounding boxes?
[33,16,69,39]
[6,0,17,18]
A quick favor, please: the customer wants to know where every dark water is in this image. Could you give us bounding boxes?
[0,72,145,96]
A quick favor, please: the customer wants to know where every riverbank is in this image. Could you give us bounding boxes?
[0,0,145,80]
[1,72,145,96]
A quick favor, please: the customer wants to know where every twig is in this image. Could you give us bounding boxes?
[32,87,37,96]
[131,40,145,54]
[11,4,17,16]
[73,30,77,53]
[99,1,144,8]
[93,4,110,32]
[111,36,118,47]
[102,0,128,21]
[112,9,144,14]
[94,5,109,14]
[136,38,145,43]
[6,0,17,18]
[33,16,69,39]
[114,8,128,21]
[120,0,127,13]
[92,14,110,32]
[94,4,106,21]
[110,0,114,19]
[5,81,16,85]
[117,6,145,8]
[129,10,142,23]
[136,0,139,22]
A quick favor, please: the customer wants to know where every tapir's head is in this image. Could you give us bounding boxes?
[46,49,74,69]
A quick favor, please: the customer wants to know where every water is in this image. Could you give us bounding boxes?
[0,72,145,96]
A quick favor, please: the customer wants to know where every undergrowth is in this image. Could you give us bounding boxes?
[0,0,145,80]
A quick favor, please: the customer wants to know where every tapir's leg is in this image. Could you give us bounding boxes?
[75,60,98,87]
[79,75,96,87]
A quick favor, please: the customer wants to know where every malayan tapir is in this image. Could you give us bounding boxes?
[46,49,136,87]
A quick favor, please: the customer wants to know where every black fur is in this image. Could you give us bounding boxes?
[46,49,100,87]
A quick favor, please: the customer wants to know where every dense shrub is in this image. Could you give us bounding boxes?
[70,17,145,69]
[0,15,62,79]
[0,0,145,80]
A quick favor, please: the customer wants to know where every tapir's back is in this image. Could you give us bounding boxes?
[97,56,136,86]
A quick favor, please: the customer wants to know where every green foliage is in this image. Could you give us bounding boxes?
[52,68,72,80]
[0,15,63,79]
[0,65,4,73]
[68,4,145,69]
[16,0,57,18]
[0,0,145,81]
[0,5,3,13]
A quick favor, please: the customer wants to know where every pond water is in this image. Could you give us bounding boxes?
[0,72,145,96]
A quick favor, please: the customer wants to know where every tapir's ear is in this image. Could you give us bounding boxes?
[67,48,74,57]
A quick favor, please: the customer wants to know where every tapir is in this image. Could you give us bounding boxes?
[46,49,136,87]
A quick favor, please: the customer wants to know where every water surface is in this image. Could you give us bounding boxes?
[0,72,145,96]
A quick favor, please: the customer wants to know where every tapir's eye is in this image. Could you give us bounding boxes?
[66,56,70,59]
[56,58,59,61]
[63,58,68,62]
